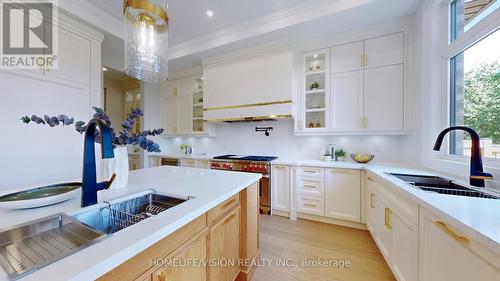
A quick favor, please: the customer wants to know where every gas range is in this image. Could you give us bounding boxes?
[210,155,277,174]
[210,155,278,215]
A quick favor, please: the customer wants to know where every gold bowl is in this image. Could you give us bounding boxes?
[350,154,374,164]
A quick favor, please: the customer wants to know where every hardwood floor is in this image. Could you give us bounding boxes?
[251,215,395,281]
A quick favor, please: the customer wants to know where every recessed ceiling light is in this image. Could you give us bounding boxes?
[313,54,318,58]
[206,10,214,17]
[102,67,108,71]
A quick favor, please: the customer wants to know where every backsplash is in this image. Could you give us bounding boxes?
[154,120,413,163]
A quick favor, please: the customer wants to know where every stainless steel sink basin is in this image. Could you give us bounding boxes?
[388,173,500,199]
[0,213,107,280]
[74,191,189,234]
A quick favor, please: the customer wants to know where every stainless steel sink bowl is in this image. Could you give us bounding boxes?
[0,213,107,280]
[388,173,500,199]
[74,191,189,234]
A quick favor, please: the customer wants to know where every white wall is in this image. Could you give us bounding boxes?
[155,120,413,164]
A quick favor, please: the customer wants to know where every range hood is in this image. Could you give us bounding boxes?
[202,51,293,122]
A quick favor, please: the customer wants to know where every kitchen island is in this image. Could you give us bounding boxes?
[0,165,261,281]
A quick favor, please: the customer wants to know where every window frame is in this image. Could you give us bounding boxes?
[441,0,500,167]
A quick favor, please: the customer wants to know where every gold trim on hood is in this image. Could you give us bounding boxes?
[203,100,292,111]
[204,115,292,123]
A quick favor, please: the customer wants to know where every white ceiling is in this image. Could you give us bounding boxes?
[66,0,421,72]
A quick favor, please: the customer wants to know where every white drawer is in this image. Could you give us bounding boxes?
[299,167,324,178]
[298,195,325,216]
[299,178,324,196]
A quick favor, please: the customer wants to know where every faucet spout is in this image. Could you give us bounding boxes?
[81,119,115,207]
[433,126,493,187]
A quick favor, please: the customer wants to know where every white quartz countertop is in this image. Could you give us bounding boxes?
[148,153,213,160]
[272,159,500,255]
[0,166,261,281]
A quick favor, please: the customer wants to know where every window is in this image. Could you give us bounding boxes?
[450,0,500,42]
[449,29,500,159]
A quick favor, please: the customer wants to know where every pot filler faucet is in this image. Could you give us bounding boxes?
[81,119,115,207]
[433,126,493,187]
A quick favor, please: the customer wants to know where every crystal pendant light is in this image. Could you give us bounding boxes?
[123,0,169,82]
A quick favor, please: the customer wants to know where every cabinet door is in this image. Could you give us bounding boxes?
[374,195,392,261]
[45,26,91,85]
[178,96,193,134]
[271,165,290,212]
[298,194,324,216]
[392,213,418,281]
[366,182,377,235]
[331,41,364,74]
[165,80,179,97]
[152,233,208,281]
[363,64,403,132]
[164,98,178,134]
[209,207,240,281]
[178,77,192,96]
[420,211,500,281]
[364,32,404,69]
[325,169,361,222]
[331,70,364,132]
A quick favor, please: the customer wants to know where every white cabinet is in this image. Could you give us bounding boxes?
[298,194,325,216]
[331,41,363,74]
[366,175,418,281]
[195,160,210,169]
[298,49,330,131]
[296,32,406,135]
[180,159,196,167]
[331,71,364,132]
[271,165,290,213]
[364,33,404,68]
[420,210,500,281]
[363,64,404,132]
[324,169,361,222]
[162,75,212,136]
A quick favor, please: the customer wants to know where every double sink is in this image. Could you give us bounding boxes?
[0,190,190,280]
[388,173,500,199]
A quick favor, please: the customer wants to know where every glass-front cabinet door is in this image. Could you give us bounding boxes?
[191,76,205,133]
[300,49,330,131]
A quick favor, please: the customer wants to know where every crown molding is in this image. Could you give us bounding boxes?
[168,0,375,60]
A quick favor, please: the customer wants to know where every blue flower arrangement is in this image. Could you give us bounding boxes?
[21,107,164,152]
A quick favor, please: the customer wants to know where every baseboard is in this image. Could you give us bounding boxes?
[297,213,368,230]
[271,209,290,217]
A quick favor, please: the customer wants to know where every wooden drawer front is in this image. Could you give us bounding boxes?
[181,159,196,167]
[195,160,210,169]
[299,167,324,178]
[299,178,324,196]
[208,194,240,225]
[298,195,325,216]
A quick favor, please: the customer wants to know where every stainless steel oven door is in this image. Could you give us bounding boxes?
[259,175,270,215]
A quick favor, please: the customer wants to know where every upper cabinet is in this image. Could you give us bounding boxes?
[162,75,213,136]
[296,32,407,135]
[299,49,330,131]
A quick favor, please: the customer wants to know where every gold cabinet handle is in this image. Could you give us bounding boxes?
[303,184,317,188]
[366,176,374,182]
[361,54,364,67]
[370,193,375,208]
[304,203,317,207]
[303,170,317,174]
[223,213,236,225]
[222,198,236,209]
[157,271,166,281]
[363,117,368,128]
[434,221,469,244]
[364,54,368,67]
[384,208,392,229]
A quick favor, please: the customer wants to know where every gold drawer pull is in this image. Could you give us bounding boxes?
[370,193,375,208]
[366,176,374,182]
[303,170,317,173]
[223,213,236,225]
[304,203,317,207]
[434,221,469,244]
[303,184,317,188]
[386,208,392,230]
[222,198,236,209]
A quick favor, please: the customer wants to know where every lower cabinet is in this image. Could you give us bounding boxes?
[271,165,290,212]
[209,206,241,281]
[298,194,325,216]
[420,209,500,281]
[325,168,360,222]
[152,232,208,281]
[366,175,418,281]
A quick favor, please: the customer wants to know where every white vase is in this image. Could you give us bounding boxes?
[95,144,129,189]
